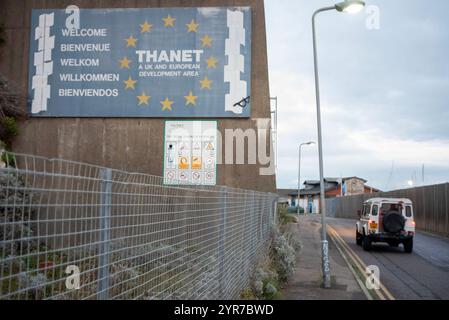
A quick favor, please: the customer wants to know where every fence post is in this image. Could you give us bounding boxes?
[446,184,449,236]
[258,193,262,242]
[218,186,227,298]
[252,191,258,242]
[271,197,278,239]
[98,168,112,300]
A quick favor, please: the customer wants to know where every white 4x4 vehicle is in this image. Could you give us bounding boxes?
[356,198,416,253]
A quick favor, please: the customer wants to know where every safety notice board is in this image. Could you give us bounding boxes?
[163,121,217,185]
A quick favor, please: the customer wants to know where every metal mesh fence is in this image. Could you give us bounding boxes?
[0,152,277,300]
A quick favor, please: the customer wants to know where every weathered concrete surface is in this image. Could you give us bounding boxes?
[282,215,366,300]
[0,0,276,193]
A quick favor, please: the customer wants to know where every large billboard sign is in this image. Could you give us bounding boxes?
[28,7,252,118]
[163,121,217,186]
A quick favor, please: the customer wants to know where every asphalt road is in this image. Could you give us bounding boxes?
[327,217,449,299]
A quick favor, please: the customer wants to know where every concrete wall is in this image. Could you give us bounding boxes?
[326,183,449,237]
[0,0,276,193]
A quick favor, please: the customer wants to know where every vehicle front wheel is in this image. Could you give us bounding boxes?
[362,236,372,251]
[403,238,413,253]
[356,230,363,246]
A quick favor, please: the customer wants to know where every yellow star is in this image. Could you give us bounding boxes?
[186,19,199,33]
[160,97,174,111]
[119,56,131,69]
[123,76,137,90]
[125,35,137,47]
[163,15,176,27]
[200,76,213,90]
[184,91,198,106]
[140,20,153,33]
[137,91,151,105]
[206,56,218,68]
[201,34,213,47]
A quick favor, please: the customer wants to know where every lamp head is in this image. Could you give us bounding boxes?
[300,141,315,147]
[335,0,365,14]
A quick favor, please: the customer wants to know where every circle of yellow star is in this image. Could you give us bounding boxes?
[206,56,218,69]
[184,91,198,106]
[186,20,199,33]
[201,35,213,47]
[137,91,151,105]
[124,76,137,90]
[160,97,174,111]
[163,15,176,27]
[119,56,131,69]
[140,20,153,33]
[200,76,213,90]
[125,35,137,47]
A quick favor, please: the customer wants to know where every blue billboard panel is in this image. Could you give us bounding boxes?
[28,7,252,117]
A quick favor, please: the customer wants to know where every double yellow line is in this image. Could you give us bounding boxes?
[327,225,395,300]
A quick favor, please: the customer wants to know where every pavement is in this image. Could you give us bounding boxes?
[282,215,367,300]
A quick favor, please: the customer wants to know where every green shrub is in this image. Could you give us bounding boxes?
[245,265,281,300]
[262,280,280,300]
[270,226,296,283]
[0,116,19,148]
[1,147,17,168]
[278,206,298,225]
[240,288,257,300]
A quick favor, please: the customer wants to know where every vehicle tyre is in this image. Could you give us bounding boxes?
[403,238,413,253]
[356,230,363,246]
[362,236,372,251]
[383,212,405,233]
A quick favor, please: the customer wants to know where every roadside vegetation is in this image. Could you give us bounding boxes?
[240,206,302,300]
[0,19,24,165]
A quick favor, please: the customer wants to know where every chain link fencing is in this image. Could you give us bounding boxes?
[0,152,277,300]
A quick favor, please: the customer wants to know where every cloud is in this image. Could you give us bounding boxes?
[266,0,449,190]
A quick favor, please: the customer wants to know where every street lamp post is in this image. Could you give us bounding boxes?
[311,0,365,289]
[297,142,315,216]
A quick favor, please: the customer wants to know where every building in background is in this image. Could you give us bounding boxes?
[277,188,296,208]
[278,177,380,213]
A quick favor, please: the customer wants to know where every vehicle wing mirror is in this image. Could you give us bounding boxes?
[357,209,362,218]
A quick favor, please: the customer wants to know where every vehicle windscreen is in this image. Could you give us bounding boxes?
[381,203,411,216]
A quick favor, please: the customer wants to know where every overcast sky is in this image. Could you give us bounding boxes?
[265,0,449,191]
